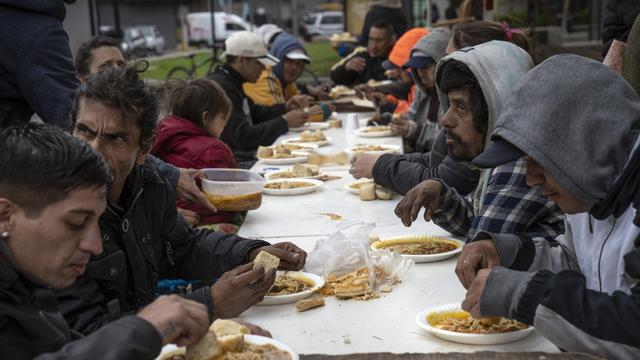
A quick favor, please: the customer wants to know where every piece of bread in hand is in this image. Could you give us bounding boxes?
[186,329,219,360]
[210,319,250,352]
[252,251,280,273]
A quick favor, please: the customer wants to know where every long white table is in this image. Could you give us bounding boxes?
[238,115,559,355]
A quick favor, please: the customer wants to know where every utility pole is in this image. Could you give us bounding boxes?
[292,0,299,36]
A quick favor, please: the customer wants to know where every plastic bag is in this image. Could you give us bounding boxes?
[305,221,414,294]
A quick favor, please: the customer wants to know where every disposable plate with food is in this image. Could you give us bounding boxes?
[258,152,309,165]
[289,122,330,132]
[156,335,299,360]
[344,179,375,194]
[354,126,393,138]
[371,235,464,263]
[415,303,534,345]
[263,178,323,195]
[345,144,400,156]
[264,169,326,180]
[282,137,331,147]
[258,271,325,305]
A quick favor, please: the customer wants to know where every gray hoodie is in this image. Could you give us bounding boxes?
[481,55,640,359]
[406,27,450,153]
[436,40,534,211]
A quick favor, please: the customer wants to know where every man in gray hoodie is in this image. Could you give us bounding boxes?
[460,55,640,359]
[394,41,564,243]
[351,27,480,196]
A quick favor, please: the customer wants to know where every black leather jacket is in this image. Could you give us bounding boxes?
[57,163,268,334]
[0,244,162,359]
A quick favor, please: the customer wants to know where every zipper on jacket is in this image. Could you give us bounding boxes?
[597,218,616,292]
[165,242,175,266]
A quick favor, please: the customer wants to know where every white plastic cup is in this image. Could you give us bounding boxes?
[345,113,359,133]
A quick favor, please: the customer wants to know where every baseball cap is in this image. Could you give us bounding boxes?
[402,55,435,69]
[223,31,279,67]
[471,138,525,168]
[285,49,311,63]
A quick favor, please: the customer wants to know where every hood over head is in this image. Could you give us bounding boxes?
[435,40,533,148]
[406,27,450,92]
[270,32,309,85]
[485,54,640,204]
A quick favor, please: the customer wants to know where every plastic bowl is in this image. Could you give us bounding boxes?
[200,169,265,211]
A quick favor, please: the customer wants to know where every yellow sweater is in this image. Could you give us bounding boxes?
[243,68,300,106]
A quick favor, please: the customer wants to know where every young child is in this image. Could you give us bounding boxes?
[152,79,239,232]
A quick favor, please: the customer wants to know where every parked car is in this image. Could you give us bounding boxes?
[187,12,253,47]
[121,27,147,57]
[304,11,344,39]
[135,25,165,55]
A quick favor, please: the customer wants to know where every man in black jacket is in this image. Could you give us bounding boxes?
[331,20,395,87]
[210,31,310,168]
[58,65,307,335]
[0,123,210,359]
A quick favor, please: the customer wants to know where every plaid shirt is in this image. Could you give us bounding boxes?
[432,158,565,242]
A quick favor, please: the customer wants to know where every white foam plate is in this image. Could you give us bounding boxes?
[258,271,325,305]
[371,235,464,263]
[354,126,393,138]
[282,137,331,147]
[416,303,534,345]
[264,169,326,180]
[345,144,401,156]
[263,178,323,195]
[258,153,308,165]
[289,122,330,132]
[344,179,374,195]
[156,335,299,360]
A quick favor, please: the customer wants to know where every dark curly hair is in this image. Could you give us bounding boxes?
[0,123,112,217]
[437,59,488,136]
[75,36,122,79]
[71,63,158,147]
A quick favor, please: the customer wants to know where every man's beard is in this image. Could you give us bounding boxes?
[445,130,473,161]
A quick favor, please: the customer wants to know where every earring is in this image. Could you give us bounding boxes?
[0,231,8,240]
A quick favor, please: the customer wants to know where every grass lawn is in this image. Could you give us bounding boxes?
[141,40,340,82]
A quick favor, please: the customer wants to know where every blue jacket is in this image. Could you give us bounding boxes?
[0,0,78,129]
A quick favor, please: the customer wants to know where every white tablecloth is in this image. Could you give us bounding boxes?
[237,116,558,355]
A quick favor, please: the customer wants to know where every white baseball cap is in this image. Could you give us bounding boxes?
[223,31,279,67]
[285,49,311,63]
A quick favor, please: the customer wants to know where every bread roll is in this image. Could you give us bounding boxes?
[186,330,219,360]
[375,185,393,200]
[359,182,376,201]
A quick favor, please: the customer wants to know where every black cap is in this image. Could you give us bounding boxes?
[471,138,525,168]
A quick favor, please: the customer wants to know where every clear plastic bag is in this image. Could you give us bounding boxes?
[305,221,414,294]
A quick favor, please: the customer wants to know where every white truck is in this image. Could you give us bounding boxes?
[187,12,253,47]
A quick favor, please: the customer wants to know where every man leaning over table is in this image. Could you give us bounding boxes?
[0,123,210,359]
[209,31,311,169]
[56,65,307,336]
[74,35,214,225]
[458,55,640,359]
[330,20,395,87]
[394,41,565,243]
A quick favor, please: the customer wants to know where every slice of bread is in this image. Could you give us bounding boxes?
[210,319,250,352]
[252,251,280,273]
[186,329,219,360]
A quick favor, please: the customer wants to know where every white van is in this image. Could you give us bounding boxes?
[304,11,344,39]
[187,12,253,47]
